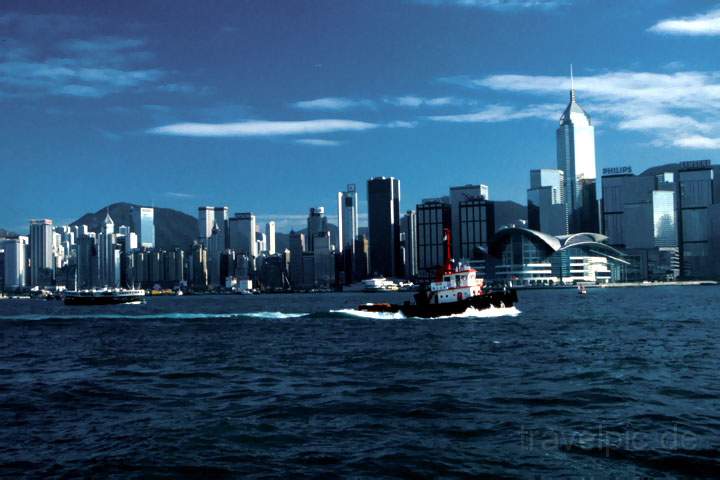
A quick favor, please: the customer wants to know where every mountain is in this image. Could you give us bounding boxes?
[0,228,19,239]
[71,202,197,251]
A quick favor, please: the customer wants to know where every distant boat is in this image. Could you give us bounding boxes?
[578,285,588,296]
[64,287,146,305]
[362,277,399,292]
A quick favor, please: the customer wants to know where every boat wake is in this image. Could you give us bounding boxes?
[331,305,521,320]
[0,311,310,321]
[0,307,520,322]
[330,308,408,320]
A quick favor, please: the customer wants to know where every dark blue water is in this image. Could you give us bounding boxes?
[1,287,720,478]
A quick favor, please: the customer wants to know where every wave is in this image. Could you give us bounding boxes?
[0,311,309,321]
[330,305,521,320]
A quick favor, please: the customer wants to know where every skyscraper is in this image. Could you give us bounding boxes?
[527,169,567,236]
[198,206,229,245]
[265,221,276,255]
[557,70,598,233]
[449,184,488,259]
[228,212,256,257]
[2,237,28,290]
[306,207,328,252]
[29,219,53,287]
[131,206,155,248]
[338,184,359,253]
[288,231,305,288]
[401,210,417,278]
[367,177,402,277]
[97,211,119,287]
[416,198,451,278]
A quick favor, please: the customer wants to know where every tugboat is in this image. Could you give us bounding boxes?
[358,229,517,318]
[63,287,146,305]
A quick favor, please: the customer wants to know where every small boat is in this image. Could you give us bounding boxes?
[358,228,518,318]
[578,285,588,296]
[64,287,146,305]
[362,277,399,292]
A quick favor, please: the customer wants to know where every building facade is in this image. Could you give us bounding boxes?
[367,177,402,277]
[228,212,257,258]
[29,219,54,287]
[527,169,567,236]
[556,83,598,233]
[131,206,155,248]
[416,199,451,279]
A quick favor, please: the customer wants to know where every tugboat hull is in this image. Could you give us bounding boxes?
[358,289,518,318]
[400,289,518,318]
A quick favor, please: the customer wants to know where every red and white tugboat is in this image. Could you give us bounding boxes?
[358,229,518,318]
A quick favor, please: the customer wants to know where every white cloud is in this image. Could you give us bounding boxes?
[649,7,720,36]
[292,97,375,110]
[447,70,720,149]
[429,104,559,123]
[148,119,377,137]
[384,95,462,107]
[296,138,342,146]
[164,191,196,198]
[673,135,720,149]
[412,0,570,10]
[386,120,418,128]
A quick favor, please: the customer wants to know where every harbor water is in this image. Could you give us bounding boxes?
[1,286,719,478]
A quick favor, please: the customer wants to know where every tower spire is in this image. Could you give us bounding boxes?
[570,64,576,101]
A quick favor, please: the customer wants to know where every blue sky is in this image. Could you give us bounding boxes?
[3,0,720,233]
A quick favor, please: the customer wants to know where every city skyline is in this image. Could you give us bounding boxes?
[4,1,720,233]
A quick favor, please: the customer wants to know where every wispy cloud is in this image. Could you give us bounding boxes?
[429,104,559,123]
[293,95,468,111]
[0,12,192,99]
[411,0,571,11]
[383,95,464,107]
[649,7,720,36]
[446,70,720,149]
[164,192,196,199]
[296,138,342,146]
[673,135,720,149]
[148,119,377,137]
[292,97,375,110]
[386,120,418,128]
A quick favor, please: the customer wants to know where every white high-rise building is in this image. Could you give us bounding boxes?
[337,184,358,253]
[265,221,276,254]
[307,207,328,252]
[3,236,28,290]
[557,69,598,233]
[198,206,229,245]
[97,211,118,287]
[29,219,54,287]
[132,206,155,248]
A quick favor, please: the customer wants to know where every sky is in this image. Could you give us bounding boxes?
[3,0,720,233]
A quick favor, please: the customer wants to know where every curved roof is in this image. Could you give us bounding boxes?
[559,240,630,265]
[559,90,592,127]
[492,226,562,252]
[558,232,608,247]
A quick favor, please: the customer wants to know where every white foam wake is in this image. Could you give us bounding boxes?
[330,308,407,320]
[0,311,309,321]
[434,305,522,319]
[243,311,309,319]
[331,305,521,320]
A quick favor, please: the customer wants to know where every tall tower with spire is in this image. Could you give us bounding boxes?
[556,66,598,233]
